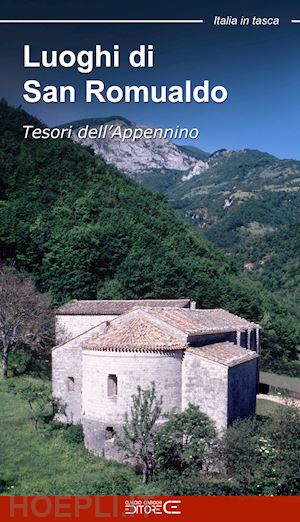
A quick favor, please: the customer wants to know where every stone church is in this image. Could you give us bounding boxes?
[52,299,260,458]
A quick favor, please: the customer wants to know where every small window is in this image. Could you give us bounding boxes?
[67,376,75,391]
[105,426,115,440]
[107,374,118,397]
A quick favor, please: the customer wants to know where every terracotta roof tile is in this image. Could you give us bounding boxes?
[83,315,187,352]
[133,307,259,333]
[187,342,259,367]
[56,299,191,316]
[81,307,260,354]
[83,307,257,352]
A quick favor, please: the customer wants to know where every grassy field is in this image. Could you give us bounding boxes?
[0,374,291,496]
[260,371,300,394]
[256,397,285,417]
[0,378,144,496]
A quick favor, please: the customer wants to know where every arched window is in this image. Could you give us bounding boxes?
[107,374,118,396]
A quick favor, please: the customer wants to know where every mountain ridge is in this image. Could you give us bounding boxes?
[60,115,133,128]
[69,117,209,176]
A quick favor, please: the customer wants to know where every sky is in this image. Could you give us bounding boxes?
[0,1,299,158]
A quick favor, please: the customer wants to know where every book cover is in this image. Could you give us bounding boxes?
[0,1,299,520]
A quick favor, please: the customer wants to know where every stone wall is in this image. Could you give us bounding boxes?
[55,314,117,344]
[52,322,107,423]
[81,349,183,455]
[188,332,236,347]
[182,352,229,430]
[227,358,258,424]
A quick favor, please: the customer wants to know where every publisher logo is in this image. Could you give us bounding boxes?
[124,499,182,516]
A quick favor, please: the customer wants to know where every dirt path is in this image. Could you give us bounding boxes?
[257,394,300,408]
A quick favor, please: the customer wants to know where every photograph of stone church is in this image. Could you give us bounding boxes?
[1,95,300,495]
[53,299,260,458]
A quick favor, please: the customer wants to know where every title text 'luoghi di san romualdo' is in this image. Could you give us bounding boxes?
[23,44,228,104]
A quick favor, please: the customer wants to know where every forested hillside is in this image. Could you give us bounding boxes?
[0,100,299,373]
[234,223,300,314]
[169,149,300,328]
[68,119,300,321]
[166,149,300,244]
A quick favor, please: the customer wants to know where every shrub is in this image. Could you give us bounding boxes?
[154,403,217,472]
[83,472,133,495]
[62,424,84,445]
[28,469,135,496]
[9,352,50,378]
[154,469,241,496]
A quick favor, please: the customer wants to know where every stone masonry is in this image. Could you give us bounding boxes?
[52,299,260,459]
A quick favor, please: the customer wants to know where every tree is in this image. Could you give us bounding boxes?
[260,405,300,495]
[115,382,162,484]
[8,378,65,430]
[220,409,300,495]
[0,266,54,379]
[219,417,261,494]
[154,403,217,472]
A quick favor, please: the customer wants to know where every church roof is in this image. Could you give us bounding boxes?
[81,307,259,353]
[56,299,191,316]
[83,314,187,351]
[187,342,259,367]
[131,307,259,333]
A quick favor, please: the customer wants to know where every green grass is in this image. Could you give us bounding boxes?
[0,377,142,496]
[256,398,284,417]
[260,371,300,394]
[1,374,293,495]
